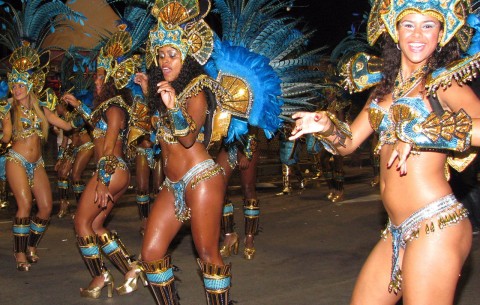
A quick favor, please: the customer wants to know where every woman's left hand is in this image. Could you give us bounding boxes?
[387,141,412,175]
[94,182,113,210]
[157,81,176,109]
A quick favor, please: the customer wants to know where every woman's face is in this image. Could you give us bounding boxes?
[94,69,106,95]
[397,13,443,67]
[157,46,182,82]
[11,83,28,102]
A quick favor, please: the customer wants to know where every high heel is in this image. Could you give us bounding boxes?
[243,235,256,260]
[116,262,148,295]
[80,270,114,299]
[16,261,31,271]
[26,250,39,263]
[57,199,71,218]
[220,232,239,257]
[243,247,256,260]
[14,254,31,271]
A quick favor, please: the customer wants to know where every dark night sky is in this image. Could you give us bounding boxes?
[291,0,371,50]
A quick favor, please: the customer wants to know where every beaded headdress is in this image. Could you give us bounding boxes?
[368,0,473,50]
[6,42,50,94]
[148,0,214,66]
[96,26,135,89]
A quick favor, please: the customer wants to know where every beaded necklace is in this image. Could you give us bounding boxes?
[392,65,428,101]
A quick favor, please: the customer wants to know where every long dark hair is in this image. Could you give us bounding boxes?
[371,32,461,101]
[147,55,205,114]
[92,77,133,108]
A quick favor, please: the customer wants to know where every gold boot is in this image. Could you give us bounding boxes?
[197,259,232,305]
[244,199,259,260]
[276,164,292,195]
[141,255,180,305]
[57,199,71,218]
[26,217,50,263]
[13,217,31,271]
[220,200,239,257]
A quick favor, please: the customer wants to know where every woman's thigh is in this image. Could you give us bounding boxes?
[350,236,402,305]
[141,189,182,261]
[6,160,32,216]
[401,219,472,305]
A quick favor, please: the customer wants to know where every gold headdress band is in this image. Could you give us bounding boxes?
[7,41,50,94]
[148,0,214,67]
[367,0,473,50]
[96,26,135,89]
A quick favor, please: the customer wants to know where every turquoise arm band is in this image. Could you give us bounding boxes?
[167,107,196,137]
[96,155,120,187]
[76,101,92,123]
[395,108,472,152]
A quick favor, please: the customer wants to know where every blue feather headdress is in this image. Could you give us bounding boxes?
[0,0,86,95]
[206,0,328,143]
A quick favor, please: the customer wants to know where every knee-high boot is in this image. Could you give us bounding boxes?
[13,217,30,271]
[27,217,50,263]
[98,231,133,275]
[0,179,8,209]
[197,259,232,305]
[293,164,305,190]
[141,255,180,305]
[77,235,113,299]
[136,190,150,236]
[323,171,334,200]
[220,198,238,257]
[332,170,345,203]
[72,180,85,203]
[276,164,292,195]
[57,179,71,218]
[243,199,259,260]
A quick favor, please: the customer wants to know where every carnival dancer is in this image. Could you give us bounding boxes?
[276,124,306,196]
[55,73,95,218]
[135,1,234,304]
[1,50,77,272]
[290,0,480,303]
[216,126,261,260]
[0,1,85,272]
[205,0,327,262]
[63,26,148,298]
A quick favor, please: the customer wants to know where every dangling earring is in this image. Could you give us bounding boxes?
[396,43,401,50]
[436,45,442,52]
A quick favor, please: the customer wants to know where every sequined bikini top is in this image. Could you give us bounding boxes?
[368,96,470,154]
[13,105,44,141]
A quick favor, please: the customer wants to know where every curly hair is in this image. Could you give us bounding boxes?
[147,55,205,114]
[371,32,461,101]
[92,78,133,108]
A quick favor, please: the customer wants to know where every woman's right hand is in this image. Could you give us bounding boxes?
[134,72,149,95]
[289,111,331,140]
[61,93,80,108]
[157,81,176,109]
[94,182,114,210]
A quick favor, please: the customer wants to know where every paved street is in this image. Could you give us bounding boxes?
[0,165,478,305]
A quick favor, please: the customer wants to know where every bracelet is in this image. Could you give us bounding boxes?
[96,155,120,187]
[317,120,335,137]
[167,104,196,137]
[76,100,92,122]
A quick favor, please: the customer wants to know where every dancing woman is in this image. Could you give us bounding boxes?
[290,1,480,304]
[63,29,146,298]
[216,127,261,260]
[1,47,74,271]
[137,1,232,304]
